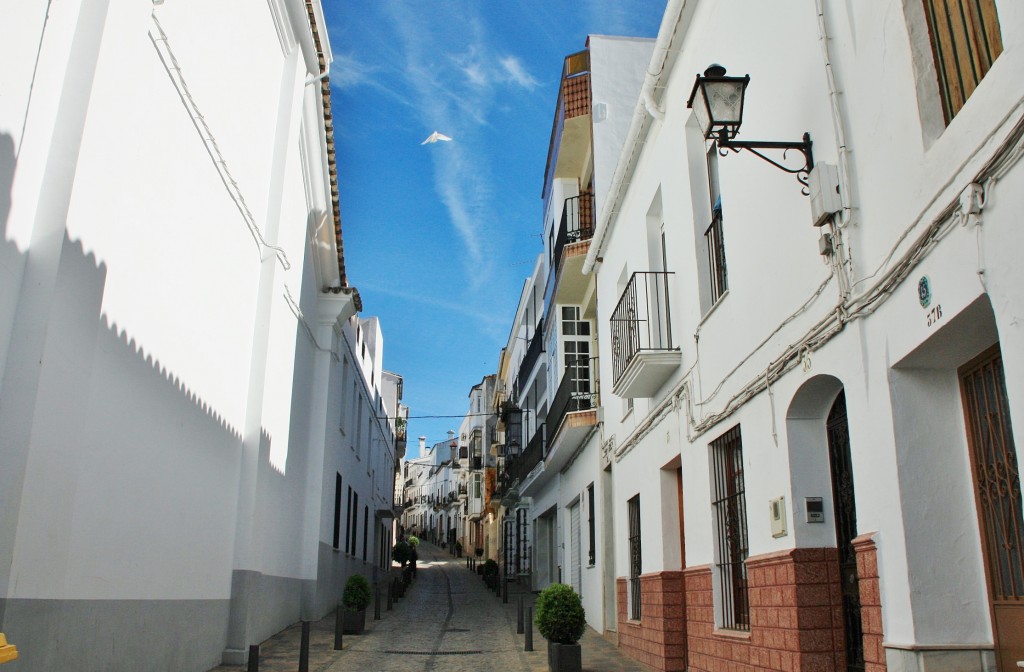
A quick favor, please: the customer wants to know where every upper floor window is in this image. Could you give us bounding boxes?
[705,145,727,305]
[923,0,1002,123]
[561,306,590,336]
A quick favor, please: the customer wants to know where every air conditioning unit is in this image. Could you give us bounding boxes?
[808,163,841,227]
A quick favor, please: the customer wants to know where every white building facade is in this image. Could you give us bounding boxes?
[585,1,1024,671]
[0,2,399,670]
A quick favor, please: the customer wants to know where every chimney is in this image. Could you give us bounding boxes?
[418,436,426,455]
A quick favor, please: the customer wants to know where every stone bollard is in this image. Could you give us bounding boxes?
[524,607,534,652]
[247,644,259,672]
[334,606,343,650]
[298,621,310,672]
[517,595,524,634]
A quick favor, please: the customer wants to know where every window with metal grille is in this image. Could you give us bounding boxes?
[627,494,642,620]
[333,473,342,550]
[587,483,596,566]
[705,145,727,305]
[362,506,369,562]
[923,0,1002,124]
[710,425,749,630]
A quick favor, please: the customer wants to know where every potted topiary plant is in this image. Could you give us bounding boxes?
[392,540,411,567]
[481,559,499,589]
[341,574,372,634]
[454,541,463,558]
[534,583,585,672]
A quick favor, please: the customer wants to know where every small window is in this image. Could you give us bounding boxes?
[362,506,369,562]
[923,0,1002,123]
[627,495,642,620]
[345,486,353,553]
[587,483,596,565]
[710,425,749,630]
[333,474,342,549]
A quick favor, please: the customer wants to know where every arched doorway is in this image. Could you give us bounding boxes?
[786,376,865,672]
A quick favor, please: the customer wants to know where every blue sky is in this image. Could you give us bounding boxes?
[324,1,666,456]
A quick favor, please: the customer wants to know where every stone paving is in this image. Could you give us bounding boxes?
[209,543,652,672]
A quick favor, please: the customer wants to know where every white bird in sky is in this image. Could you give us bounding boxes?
[421,131,453,145]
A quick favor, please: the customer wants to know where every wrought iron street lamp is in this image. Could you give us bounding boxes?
[688,65,814,193]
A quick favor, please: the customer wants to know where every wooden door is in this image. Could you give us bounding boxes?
[960,346,1024,671]
[827,391,865,672]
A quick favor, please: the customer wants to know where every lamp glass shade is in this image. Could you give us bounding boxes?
[690,75,749,140]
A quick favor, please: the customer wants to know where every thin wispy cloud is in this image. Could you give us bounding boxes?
[358,282,508,334]
[500,56,539,89]
[381,4,513,285]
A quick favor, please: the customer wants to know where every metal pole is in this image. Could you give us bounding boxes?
[298,621,310,672]
[502,577,508,604]
[247,644,259,672]
[524,607,534,651]
[334,606,343,650]
[374,584,381,620]
[517,595,524,634]
[386,580,393,611]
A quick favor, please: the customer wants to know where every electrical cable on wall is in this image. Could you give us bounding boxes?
[148,10,291,271]
[613,106,1024,461]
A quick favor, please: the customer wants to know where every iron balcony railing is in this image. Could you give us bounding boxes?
[551,193,595,273]
[515,319,545,397]
[706,210,728,304]
[506,422,545,485]
[548,357,599,438]
[610,271,675,385]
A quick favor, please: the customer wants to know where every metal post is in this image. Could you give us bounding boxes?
[247,644,259,672]
[374,584,381,620]
[334,606,343,650]
[386,580,393,611]
[524,607,534,651]
[298,621,310,672]
[502,577,508,604]
[517,595,524,634]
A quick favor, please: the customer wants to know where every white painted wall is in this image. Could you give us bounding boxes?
[589,0,1024,651]
[0,1,397,669]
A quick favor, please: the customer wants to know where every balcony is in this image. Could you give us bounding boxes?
[505,423,545,487]
[548,358,599,439]
[611,272,681,398]
[515,319,545,398]
[552,193,594,270]
[545,193,596,309]
[542,50,592,205]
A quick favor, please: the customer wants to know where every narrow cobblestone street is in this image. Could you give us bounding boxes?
[211,543,650,672]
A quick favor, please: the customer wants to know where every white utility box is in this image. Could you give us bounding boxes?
[808,162,842,227]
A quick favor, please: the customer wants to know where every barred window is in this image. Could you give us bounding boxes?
[923,0,1002,123]
[627,495,642,620]
[710,425,749,630]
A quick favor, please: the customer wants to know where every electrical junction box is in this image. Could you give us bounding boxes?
[769,496,787,538]
[808,163,841,227]
[805,497,825,523]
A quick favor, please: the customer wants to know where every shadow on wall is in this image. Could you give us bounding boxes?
[0,133,12,233]
[1,228,260,671]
